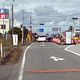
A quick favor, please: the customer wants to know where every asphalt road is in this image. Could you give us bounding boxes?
[18,42,80,80]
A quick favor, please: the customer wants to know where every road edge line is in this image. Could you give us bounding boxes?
[17,44,33,80]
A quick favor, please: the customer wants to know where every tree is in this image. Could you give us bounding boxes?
[23,27,28,39]
[8,27,28,41]
[8,27,22,40]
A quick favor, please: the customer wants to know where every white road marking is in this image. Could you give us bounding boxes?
[40,44,46,47]
[64,45,80,56]
[54,43,68,49]
[64,45,73,50]
[40,42,46,47]
[17,44,32,80]
[50,56,65,61]
[58,58,65,61]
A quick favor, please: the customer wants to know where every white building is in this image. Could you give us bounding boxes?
[0,19,9,34]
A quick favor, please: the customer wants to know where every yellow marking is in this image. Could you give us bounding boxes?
[27,69,80,73]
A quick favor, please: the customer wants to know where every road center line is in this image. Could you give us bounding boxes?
[64,45,80,56]
[27,69,80,73]
[17,44,32,80]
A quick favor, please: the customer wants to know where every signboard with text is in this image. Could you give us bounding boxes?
[13,35,18,46]
[66,32,72,44]
[1,24,6,29]
[52,28,61,31]
[39,28,44,32]
[75,29,80,32]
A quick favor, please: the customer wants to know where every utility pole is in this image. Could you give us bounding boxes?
[3,12,5,39]
[30,16,32,25]
[60,28,61,33]
[30,16,32,33]
[22,10,24,45]
[2,2,5,39]
[12,4,14,37]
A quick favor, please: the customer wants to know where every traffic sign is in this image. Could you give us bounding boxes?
[39,28,44,32]
[52,28,59,31]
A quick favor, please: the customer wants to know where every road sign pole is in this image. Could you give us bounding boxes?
[1,42,3,58]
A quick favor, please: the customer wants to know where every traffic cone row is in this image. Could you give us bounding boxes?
[52,38,61,45]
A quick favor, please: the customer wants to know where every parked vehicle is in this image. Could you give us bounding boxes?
[36,35,47,42]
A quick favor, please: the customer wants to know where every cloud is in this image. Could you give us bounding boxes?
[34,5,59,16]
[14,10,32,25]
[58,21,73,26]
[1,0,80,27]
[32,5,65,25]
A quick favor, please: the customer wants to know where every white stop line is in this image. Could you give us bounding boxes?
[50,56,65,61]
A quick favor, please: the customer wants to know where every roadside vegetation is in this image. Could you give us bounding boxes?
[9,45,22,64]
[0,27,33,64]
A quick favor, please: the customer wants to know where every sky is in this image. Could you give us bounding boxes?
[1,0,80,32]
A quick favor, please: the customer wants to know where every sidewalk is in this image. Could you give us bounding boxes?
[0,46,26,80]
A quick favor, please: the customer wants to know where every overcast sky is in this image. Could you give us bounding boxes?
[1,0,80,26]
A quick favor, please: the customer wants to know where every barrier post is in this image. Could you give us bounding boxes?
[3,51,5,57]
[1,42,3,58]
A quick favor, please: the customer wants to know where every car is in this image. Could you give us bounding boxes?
[47,34,54,42]
[36,35,47,42]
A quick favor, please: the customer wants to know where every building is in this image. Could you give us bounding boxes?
[62,26,80,38]
[0,19,9,34]
[0,9,9,34]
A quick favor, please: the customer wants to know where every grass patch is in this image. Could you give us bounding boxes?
[0,39,12,58]
[9,46,22,64]
[0,39,33,64]
[3,47,12,57]
[9,40,33,64]
[0,39,12,47]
